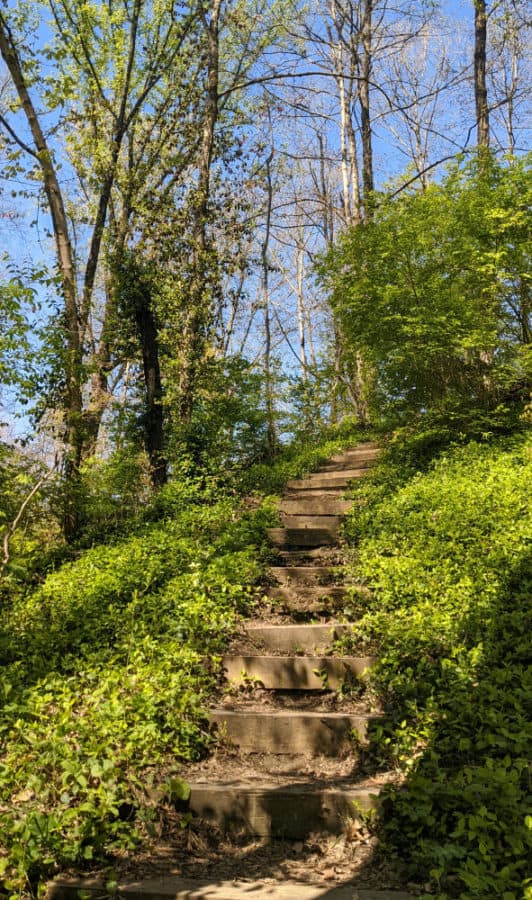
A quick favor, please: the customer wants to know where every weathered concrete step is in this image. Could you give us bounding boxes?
[244,622,354,651]
[284,489,350,501]
[275,548,345,565]
[340,441,380,453]
[280,514,343,529]
[268,585,347,613]
[189,780,378,837]
[270,565,341,586]
[48,877,413,899]
[286,471,369,490]
[222,655,374,690]
[267,527,338,548]
[328,445,380,457]
[280,498,352,516]
[209,709,377,753]
[320,456,378,472]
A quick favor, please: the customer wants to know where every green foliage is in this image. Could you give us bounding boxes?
[0,276,31,389]
[75,450,152,543]
[0,445,58,598]
[169,355,272,470]
[343,433,532,897]
[320,154,531,430]
[236,418,370,496]
[0,476,271,895]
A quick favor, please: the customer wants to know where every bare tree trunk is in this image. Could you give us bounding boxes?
[353,351,370,423]
[0,12,83,539]
[330,323,344,424]
[360,0,374,210]
[328,0,362,226]
[318,134,334,246]
[262,149,276,460]
[178,0,221,431]
[134,290,167,488]
[295,238,308,381]
[474,0,490,147]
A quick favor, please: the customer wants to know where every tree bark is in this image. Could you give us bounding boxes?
[262,148,276,460]
[0,12,83,539]
[474,0,490,147]
[178,0,221,430]
[360,0,374,211]
[134,290,167,488]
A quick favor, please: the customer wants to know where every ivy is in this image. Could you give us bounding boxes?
[343,433,532,898]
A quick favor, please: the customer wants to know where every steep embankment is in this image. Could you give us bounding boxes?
[0,432,366,896]
[1,430,529,900]
[340,433,532,899]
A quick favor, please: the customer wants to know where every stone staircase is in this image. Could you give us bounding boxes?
[49,443,414,900]
[187,443,383,840]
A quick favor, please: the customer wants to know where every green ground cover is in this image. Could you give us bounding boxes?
[342,432,532,899]
[0,428,364,897]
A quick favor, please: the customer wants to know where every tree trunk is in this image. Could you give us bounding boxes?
[474,0,490,147]
[262,149,276,460]
[178,0,221,431]
[295,240,308,382]
[360,0,374,212]
[134,291,167,488]
[0,12,83,539]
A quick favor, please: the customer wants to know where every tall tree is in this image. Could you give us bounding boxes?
[474,0,490,146]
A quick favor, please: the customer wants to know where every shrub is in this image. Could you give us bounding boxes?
[343,434,532,898]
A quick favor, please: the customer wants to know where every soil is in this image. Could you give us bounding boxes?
[86,814,427,895]
[215,686,381,716]
[178,746,400,785]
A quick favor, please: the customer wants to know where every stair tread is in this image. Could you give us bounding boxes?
[222,655,375,690]
[242,622,355,651]
[48,876,413,900]
[267,527,339,548]
[223,653,373,662]
[210,708,378,720]
[280,515,343,527]
[190,777,380,793]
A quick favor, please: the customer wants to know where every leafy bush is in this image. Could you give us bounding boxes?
[320,153,531,431]
[0,427,356,896]
[0,479,273,895]
[236,420,370,496]
[343,434,532,898]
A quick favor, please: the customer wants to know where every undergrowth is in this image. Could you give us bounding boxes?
[0,424,366,897]
[342,431,531,899]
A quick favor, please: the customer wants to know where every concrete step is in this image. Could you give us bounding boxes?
[267,585,347,613]
[267,527,339,549]
[244,622,354,652]
[320,456,378,472]
[209,709,377,754]
[279,514,343,529]
[274,548,345,565]
[329,448,379,457]
[328,445,380,457]
[284,488,351,501]
[222,655,374,690]
[269,565,341,586]
[48,876,413,899]
[286,471,369,490]
[280,498,352,516]
[189,779,379,838]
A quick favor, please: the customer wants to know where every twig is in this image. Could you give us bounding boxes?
[1,470,54,578]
